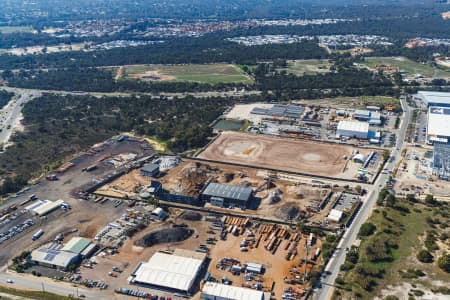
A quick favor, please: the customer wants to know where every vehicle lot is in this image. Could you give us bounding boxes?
[0,136,154,266]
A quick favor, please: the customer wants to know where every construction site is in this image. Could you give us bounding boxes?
[197,132,381,181]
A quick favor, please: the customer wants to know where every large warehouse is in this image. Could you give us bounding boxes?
[201,183,253,208]
[414,91,450,107]
[427,107,450,144]
[336,121,369,139]
[201,282,271,300]
[130,249,206,294]
[433,142,450,180]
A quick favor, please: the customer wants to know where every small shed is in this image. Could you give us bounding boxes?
[151,207,168,220]
[140,163,160,177]
[246,262,263,274]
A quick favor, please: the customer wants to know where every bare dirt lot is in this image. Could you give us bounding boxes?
[198,132,371,179]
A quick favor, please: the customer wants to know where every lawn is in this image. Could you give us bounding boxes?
[121,64,254,84]
[362,56,450,78]
[0,26,34,34]
[278,59,332,76]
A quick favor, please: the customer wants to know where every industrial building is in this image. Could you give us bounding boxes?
[354,109,370,121]
[368,111,382,125]
[336,121,369,139]
[201,183,253,208]
[61,237,97,258]
[140,163,160,177]
[130,249,206,294]
[433,142,450,180]
[414,91,450,107]
[250,104,304,119]
[427,107,450,144]
[25,199,64,216]
[201,282,271,300]
[30,245,79,270]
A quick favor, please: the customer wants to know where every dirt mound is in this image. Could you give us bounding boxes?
[274,202,304,221]
[134,227,193,247]
[174,162,214,196]
[180,211,202,221]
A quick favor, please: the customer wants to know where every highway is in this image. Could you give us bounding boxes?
[313,96,411,300]
[0,89,40,146]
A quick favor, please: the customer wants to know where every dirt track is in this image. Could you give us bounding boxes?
[198,132,367,177]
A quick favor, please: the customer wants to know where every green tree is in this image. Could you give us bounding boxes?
[359,222,376,237]
[416,249,433,263]
[438,253,450,273]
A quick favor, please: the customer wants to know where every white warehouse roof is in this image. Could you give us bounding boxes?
[202,282,269,300]
[327,209,344,222]
[132,251,205,292]
[417,91,450,107]
[25,199,64,216]
[427,107,450,142]
[337,121,369,133]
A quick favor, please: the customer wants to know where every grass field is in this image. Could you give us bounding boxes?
[121,64,254,84]
[0,26,34,34]
[278,59,332,76]
[362,56,450,78]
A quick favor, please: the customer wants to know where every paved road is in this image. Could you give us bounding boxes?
[313,96,411,300]
[0,271,113,300]
[0,89,40,146]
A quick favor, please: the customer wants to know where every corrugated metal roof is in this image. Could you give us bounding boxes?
[133,251,204,292]
[337,121,369,133]
[26,199,64,216]
[31,247,78,268]
[202,183,253,202]
[418,91,450,106]
[202,282,265,300]
[141,163,159,173]
[61,237,92,254]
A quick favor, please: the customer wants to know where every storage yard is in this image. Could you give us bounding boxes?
[197,132,376,180]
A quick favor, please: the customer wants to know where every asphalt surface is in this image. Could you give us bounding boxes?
[0,89,40,146]
[0,271,113,300]
[313,96,411,300]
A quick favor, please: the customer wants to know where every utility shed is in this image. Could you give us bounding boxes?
[140,163,160,177]
[202,183,253,208]
[130,250,206,293]
[246,262,263,274]
[201,282,270,300]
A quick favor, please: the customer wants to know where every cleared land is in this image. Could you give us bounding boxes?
[120,64,254,84]
[278,59,332,76]
[198,132,371,179]
[0,26,34,33]
[295,96,399,110]
[362,56,450,78]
